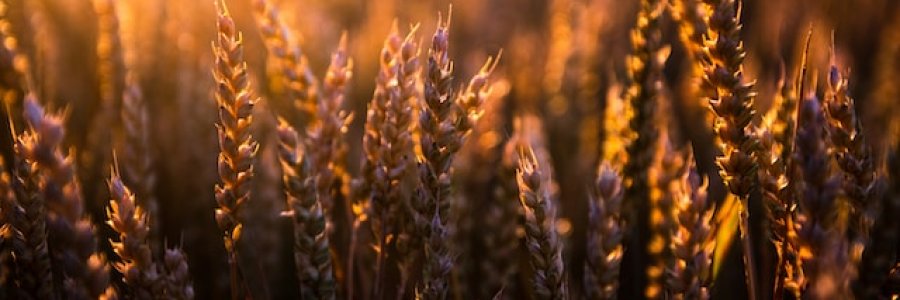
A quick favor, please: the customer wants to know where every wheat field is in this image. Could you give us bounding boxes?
[0,0,899,299]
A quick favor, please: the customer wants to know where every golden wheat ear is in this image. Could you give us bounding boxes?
[696,0,764,297]
[211,0,259,298]
[106,158,156,298]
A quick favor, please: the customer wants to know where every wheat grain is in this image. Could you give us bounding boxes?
[415,11,456,299]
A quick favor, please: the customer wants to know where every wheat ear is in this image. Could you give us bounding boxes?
[667,154,715,299]
[697,0,762,296]
[584,162,624,300]
[106,163,157,298]
[119,75,159,252]
[361,22,420,298]
[276,121,336,300]
[823,65,876,254]
[18,94,116,298]
[516,144,566,300]
[794,93,845,298]
[7,116,53,297]
[159,247,195,299]
[251,0,318,127]
[308,33,353,217]
[211,1,259,298]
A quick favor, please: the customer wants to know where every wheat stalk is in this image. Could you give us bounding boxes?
[211,1,259,298]
[17,94,116,298]
[516,144,566,300]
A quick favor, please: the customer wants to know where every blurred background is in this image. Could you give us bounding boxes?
[1,0,899,298]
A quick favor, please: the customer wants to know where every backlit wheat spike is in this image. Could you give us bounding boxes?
[119,74,159,252]
[823,65,876,258]
[308,32,353,216]
[670,0,708,91]
[276,121,336,300]
[106,165,157,298]
[18,94,116,298]
[361,22,420,299]
[516,144,566,300]
[794,93,846,299]
[415,10,456,300]
[212,1,259,298]
[667,154,715,300]
[0,158,25,297]
[697,0,762,296]
[159,247,195,299]
[601,82,633,167]
[7,139,53,298]
[756,123,798,298]
[584,162,624,300]
[251,0,319,126]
